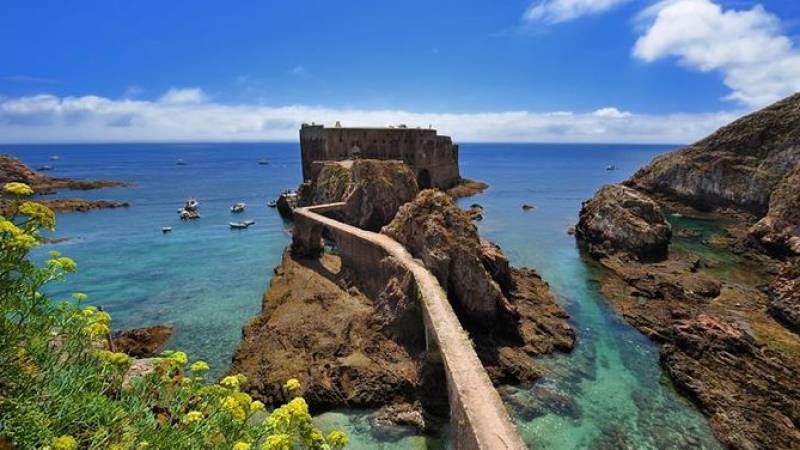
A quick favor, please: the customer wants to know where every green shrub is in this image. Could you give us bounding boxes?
[0,184,347,450]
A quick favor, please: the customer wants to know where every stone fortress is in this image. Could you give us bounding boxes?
[299,123,460,189]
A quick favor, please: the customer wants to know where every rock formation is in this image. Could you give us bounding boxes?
[299,159,418,231]
[576,93,800,449]
[627,93,800,216]
[0,154,128,194]
[576,184,672,261]
[111,325,173,358]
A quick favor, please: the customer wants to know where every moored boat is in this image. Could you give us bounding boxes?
[230,202,246,213]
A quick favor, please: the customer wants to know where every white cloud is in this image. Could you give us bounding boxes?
[159,87,207,104]
[592,107,632,118]
[524,0,632,24]
[0,89,740,144]
[633,0,800,107]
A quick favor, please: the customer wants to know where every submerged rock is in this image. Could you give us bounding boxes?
[576,184,672,261]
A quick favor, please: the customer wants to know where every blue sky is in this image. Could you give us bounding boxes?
[2,0,800,143]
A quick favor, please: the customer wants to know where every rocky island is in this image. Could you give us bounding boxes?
[576,93,800,449]
[232,127,574,444]
[0,154,129,215]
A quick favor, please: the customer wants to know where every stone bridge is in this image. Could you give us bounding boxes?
[292,203,527,450]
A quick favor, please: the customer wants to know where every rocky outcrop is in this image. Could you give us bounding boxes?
[231,250,447,424]
[0,154,128,194]
[576,184,672,261]
[299,160,418,231]
[749,164,800,256]
[769,263,800,333]
[382,190,575,383]
[661,315,800,450]
[111,325,173,358]
[627,93,800,215]
[445,178,489,199]
[382,190,516,327]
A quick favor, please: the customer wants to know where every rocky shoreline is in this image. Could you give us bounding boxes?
[232,159,574,433]
[576,94,800,449]
[0,154,129,214]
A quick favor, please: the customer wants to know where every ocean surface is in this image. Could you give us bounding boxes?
[9,142,722,449]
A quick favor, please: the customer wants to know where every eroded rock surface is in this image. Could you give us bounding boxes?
[749,164,800,256]
[111,324,174,358]
[627,93,800,215]
[299,159,418,231]
[769,262,800,333]
[576,184,672,261]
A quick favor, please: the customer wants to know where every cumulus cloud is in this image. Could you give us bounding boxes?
[524,0,632,24]
[159,87,207,104]
[633,0,800,107]
[0,89,741,144]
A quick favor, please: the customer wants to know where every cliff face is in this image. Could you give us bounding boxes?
[749,164,800,256]
[299,159,418,231]
[627,93,800,216]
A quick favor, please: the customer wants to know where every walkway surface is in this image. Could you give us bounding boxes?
[294,204,527,450]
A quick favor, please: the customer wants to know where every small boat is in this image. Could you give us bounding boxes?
[37,165,53,171]
[267,200,277,208]
[230,202,246,213]
[184,198,199,211]
[229,222,249,229]
[258,159,270,165]
[606,165,617,171]
[522,204,535,211]
[162,227,172,233]
[50,155,60,161]
[176,159,188,166]
[243,220,255,226]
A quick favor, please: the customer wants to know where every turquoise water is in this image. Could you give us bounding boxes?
[9,143,722,448]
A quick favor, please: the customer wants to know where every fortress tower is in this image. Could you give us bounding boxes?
[299,124,460,189]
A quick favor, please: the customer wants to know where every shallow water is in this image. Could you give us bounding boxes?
[11,142,723,448]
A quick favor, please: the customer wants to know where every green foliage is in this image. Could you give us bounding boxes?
[0,185,348,450]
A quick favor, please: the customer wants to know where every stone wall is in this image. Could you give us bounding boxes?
[299,125,460,189]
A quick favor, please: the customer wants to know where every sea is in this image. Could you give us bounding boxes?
[9,142,723,449]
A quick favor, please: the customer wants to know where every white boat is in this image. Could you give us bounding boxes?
[184,198,199,211]
[230,202,246,213]
[37,165,53,171]
[606,165,617,171]
[162,227,172,233]
[50,155,60,161]
[267,200,277,208]
[243,220,255,226]
[229,222,249,229]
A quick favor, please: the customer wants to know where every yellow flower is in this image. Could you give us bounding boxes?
[52,435,78,450]
[222,395,247,422]
[233,442,252,450]
[284,378,300,391]
[72,292,88,301]
[260,434,292,450]
[19,201,55,229]
[220,375,240,389]
[81,306,97,317]
[83,321,110,337]
[183,410,203,423]
[250,400,265,413]
[190,360,209,372]
[48,256,77,272]
[4,182,33,196]
[167,351,187,365]
[95,350,131,366]
[327,431,349,448]
[286,397,308,417]
[95,311,112,325]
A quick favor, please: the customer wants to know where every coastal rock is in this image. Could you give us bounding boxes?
[465,203,484,221]
[111,325,173,358]
[231,250,437,415]
[576,184,672,261]
[627,93,800,215]
[661,315,800,450]
[769,263,800,333]
[0,154,127,194]
[300,159,418,231]
[445,178,489,199]
[749,164,800,256]
[382,190,516,327]
[40,199,129,213]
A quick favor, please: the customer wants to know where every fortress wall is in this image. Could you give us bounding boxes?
[299,125,460,189]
